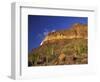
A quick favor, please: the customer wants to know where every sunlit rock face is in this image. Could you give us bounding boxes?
[41,23,87,45]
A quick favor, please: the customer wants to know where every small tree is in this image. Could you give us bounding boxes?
[32,53,39,65]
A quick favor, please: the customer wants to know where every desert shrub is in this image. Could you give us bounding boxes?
[74,43,87,56]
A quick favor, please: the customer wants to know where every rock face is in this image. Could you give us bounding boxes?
[41,23,87,45]
[28,23,88,66]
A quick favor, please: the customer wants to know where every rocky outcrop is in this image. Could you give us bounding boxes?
[41,23,87,45]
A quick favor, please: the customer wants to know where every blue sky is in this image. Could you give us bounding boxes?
[28,15,88,52]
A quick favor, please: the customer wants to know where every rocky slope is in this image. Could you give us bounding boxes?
[28,23,88,66]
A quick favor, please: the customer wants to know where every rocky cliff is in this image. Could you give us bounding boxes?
[41,23,87,45]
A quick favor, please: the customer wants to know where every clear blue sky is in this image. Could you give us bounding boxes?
[28,15,88,52]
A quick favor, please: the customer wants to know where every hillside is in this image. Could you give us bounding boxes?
[28,23,88,66]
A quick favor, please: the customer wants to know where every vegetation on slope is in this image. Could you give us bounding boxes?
[28,39,88,66]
